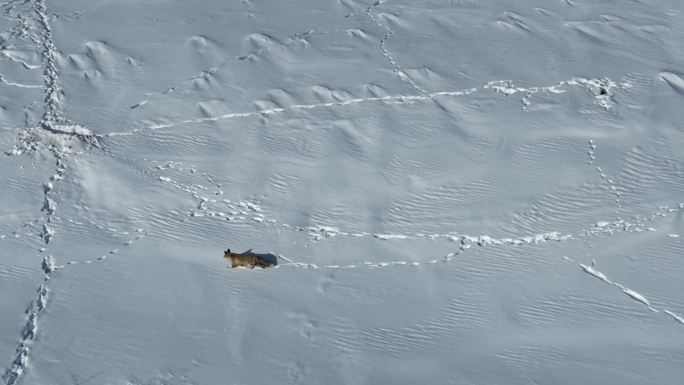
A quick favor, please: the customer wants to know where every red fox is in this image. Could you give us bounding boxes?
[224,249,274,269]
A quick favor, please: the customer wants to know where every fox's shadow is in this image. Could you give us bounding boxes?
[244,249,279,267]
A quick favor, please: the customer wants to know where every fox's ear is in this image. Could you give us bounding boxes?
[227,249,230,253]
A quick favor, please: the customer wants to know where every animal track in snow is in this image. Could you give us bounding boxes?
[365,0,428,94]
[0,74,41,89]
[1,3,125,379]
[580,261,684,324]
[3,224,145,385]
[276,229,574,271]
[296,224,571,244]
[1,2,679,383]
[278,203,682,270]
[580,203,684,238]
[587,139,597,164]
[134,154,681,269]
[148,162,266,223]
[1,7,79,378]
[488,77,627,111]
[104,76,631,137]
[38,148,67,245]
[0,14,84,381]
[4,0,100,156]
[659,71,684,96]
[296,203,683,244]
[149,152,682,267]
[46,227,146,270]
[0,221,40,243]
[2,255,53,385]
[271,203,684,325]
[586,140,621,210]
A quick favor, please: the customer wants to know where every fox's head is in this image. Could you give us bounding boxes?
[223,249,232,259]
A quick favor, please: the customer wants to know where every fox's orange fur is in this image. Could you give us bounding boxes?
[224,249,273,269]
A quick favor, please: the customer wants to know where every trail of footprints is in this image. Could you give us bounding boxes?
[365,0,428,94]
[579,261,684,325]
[148,158,684,325]
[280,205,684,270]
[155,158,684,319]
[50,219,146,268]
[106,76,630,137]
[116,1,625,130]
[152,159,680,243]
[579,140,684,323]
[1,186,146,385]
[0,222,40,243]
[3,217,144,385]
[587,140,622,210]
[164,158,683,322]
[128,0,430,112]
[283,204,684,326]
[2,1,117,382]
[1,272,49,385]
[1,2,681,382]
[2,0,64,381]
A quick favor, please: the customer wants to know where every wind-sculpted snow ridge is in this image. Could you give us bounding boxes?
[105,76,630,137]
[580,262,684,325]
[130,27,355,110]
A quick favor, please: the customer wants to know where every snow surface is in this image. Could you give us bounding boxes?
[1,0,684,384]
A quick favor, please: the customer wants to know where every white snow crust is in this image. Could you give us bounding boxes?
[1,0,684,384]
